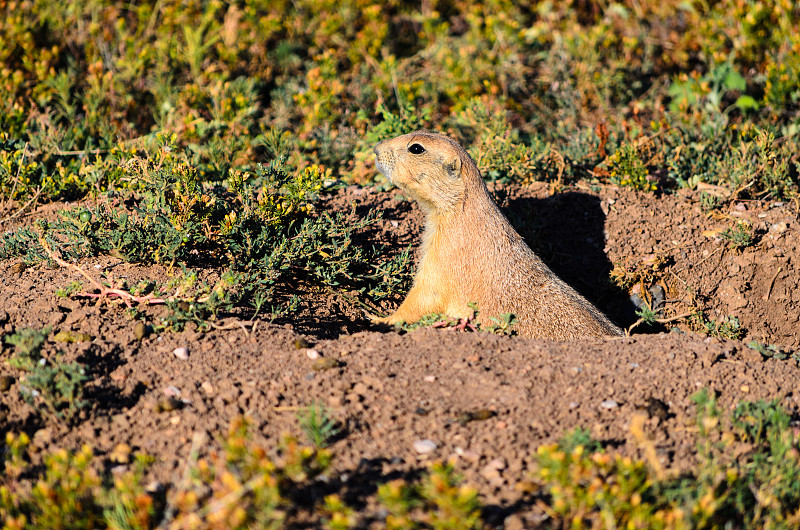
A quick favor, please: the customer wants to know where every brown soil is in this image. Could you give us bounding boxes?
[1,183,799,527]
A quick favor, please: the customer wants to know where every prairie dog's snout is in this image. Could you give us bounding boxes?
[373,141,394,182]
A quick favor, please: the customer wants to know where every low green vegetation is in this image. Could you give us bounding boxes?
[1,432,153,530]
[297,401,341,448]
[0,135,414,327]
[396,303,518,336]
[720,221,756,251]
[377,462,484,529]
[694,313,746,340]
[5,327,89,423]
[0,418,482,529]
[746,340,800,365]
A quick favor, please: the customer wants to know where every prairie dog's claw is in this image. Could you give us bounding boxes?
[363,309,388,323]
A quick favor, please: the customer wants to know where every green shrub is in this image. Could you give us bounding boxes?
[378,462,484,530]
[396,302,517,335]
[170,418,332,529]
[1,0,799,200]
[606,143,656,191]
[720,221,755,251]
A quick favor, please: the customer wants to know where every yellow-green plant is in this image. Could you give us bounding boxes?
[170,418,332,529]
[378,462,483,530]
[534,391,800,528]
[0,434,154,529]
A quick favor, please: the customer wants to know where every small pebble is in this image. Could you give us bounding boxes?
[201,381,215,395]
[423,375,436,383]
[455,408,495,426]
[770,222,788,234]
[33,428,53,446]
[486,457,506,471]
[0,375,14,392]
[413,439,437,454]
[312,357,340,371]
[306,348,320,360]
[173,347,189,360]
[600,400,619,409]
[155,396,182,413]
[164,386,181,398]
[461,449,481,463]
[134,322,149,341]
[145,481,164,494]
[10,262,27,276]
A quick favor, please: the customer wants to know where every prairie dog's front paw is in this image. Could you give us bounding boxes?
[364,310,391,324]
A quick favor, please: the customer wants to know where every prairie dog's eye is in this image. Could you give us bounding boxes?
[408,143,425,155]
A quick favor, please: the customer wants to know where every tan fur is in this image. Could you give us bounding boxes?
[372,130,623,340]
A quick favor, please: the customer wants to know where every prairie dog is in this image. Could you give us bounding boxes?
[372,130,622,339]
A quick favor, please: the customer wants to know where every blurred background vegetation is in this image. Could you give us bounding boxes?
[1,0,798,202]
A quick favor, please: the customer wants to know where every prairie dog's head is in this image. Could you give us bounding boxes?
[373,130,467,213]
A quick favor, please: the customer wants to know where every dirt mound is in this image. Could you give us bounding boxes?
[1,183,799,526]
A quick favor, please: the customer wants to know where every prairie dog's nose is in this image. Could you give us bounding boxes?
[373,140,386,155]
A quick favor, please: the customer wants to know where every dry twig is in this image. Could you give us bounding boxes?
[39,237,167,307]
[626,311,694,336]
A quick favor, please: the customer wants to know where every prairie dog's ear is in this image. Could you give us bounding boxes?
[444,154,462,178]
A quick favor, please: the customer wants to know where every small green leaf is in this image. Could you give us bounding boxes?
[724,69,746,92]
[735,95,759,111]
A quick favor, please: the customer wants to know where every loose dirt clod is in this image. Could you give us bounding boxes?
[53,330,92,343]
[134,322,149,340]
[9,262,26,276]
[312,357,340,371]
[0,375,13,392]
[455,408,495,426]
[155,397,182,413]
